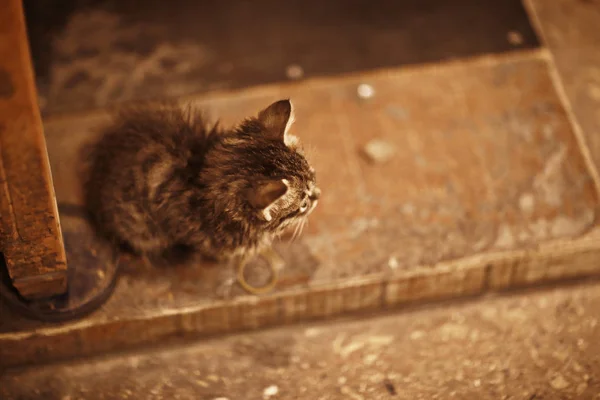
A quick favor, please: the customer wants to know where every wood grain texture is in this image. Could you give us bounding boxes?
[0,0,67,298]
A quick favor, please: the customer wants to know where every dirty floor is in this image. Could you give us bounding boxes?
[2,280,600,399]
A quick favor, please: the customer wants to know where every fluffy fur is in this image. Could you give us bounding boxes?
[83,99,320,263]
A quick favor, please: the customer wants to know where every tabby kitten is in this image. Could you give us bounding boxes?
[83,99,320,267]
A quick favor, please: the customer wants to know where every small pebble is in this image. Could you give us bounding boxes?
[357,83,375,99]
[286,64,304,80]
[410,330,425,340]
[263,385,279,398]
[518,193,535,214]
[362,139,396,164]
[304,328,322,337]
[550,374,569,390]
[552,349,569,362]
[363,354,378,365]
[507,31,523,45]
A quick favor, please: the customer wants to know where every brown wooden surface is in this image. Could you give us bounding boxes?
[0,0,67,299]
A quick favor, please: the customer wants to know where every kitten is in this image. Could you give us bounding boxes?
[0,99,318,322]
[83,99,320,278]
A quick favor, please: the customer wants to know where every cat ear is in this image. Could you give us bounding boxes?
[258,99,298,146]
[246,179,289,221]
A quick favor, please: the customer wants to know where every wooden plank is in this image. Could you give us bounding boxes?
[0,0,67,298]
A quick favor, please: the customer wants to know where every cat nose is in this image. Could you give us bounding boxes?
[310,187,321,200]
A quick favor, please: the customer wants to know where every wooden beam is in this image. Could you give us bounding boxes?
[0,0,68,299]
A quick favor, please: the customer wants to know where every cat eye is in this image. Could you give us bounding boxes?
[299,198,310,213]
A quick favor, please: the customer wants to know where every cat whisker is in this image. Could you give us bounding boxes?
[289,222,298,243]
[305,143,318,159]
[294,217,307,242]
[292,219,303,242]
[292,217,307,242]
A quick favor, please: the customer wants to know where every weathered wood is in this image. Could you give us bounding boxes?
[0,0,67,299]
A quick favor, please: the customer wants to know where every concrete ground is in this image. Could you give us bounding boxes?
[2,280,600,399]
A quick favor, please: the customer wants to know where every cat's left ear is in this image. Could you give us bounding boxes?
[258,99,298,146]
[245,179,289,221]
